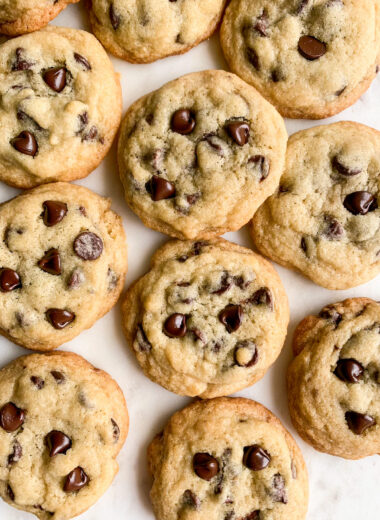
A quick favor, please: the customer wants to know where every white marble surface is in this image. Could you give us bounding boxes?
[0,3,379,519]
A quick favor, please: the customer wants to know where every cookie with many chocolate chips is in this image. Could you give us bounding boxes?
[122,238,289,397]
[118,70,287,239]
[0,351,128,519]
[0,26,122,188]
[0,182,127,351]
[0,0,79,36]
[86,0,227,63]
[220,0,380,119]
[251,122,380,290]
[288,298,380,459]
[148,397,308,520]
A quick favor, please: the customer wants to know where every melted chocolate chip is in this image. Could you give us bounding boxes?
[243,445,270,470]
[164,313,187,338]
[240,512,260,520]
[298,35,327,60]
[46,308,75,329]
[146,175,176,201]
[343,191,378,215]
[345,411,376,434]
[12,48,33,71]
[31,376,44,389]
[191,328,207,343]
[74,53,91,70]
[248,155,270,181]
[247,47,260,70]
[43,67,67,92]
[335,359,364,383]
[111,419,120,442]
[0,268,21,292]
[212,272,232,295]
[74,232,103,261]
[64,467,89,492]
[234,340,258,367]
[136,324,152,352]
[46,430,72,457]
[319,306,342,326]
[109,3,121,29]
[202,133,224,155]
[11,131,38,157]
[254,11,268,36]
[171,109,196,135]
[7,485,15,501]
[323,217,343,240]
[81,125,102,143]
[0,403,25,432]
[193,453,219,481]
[38,249,61,275]
[51,371,65,383]
[67,268,84,290]
[332,156,361,176]
[219,304,243,333]
[182,489,200,509]
[214,448,231,495]
[271,473,288,503]
[225,121,250,146]
[42,201,68,226]
[8,441,22,465]
[247,287,273,310]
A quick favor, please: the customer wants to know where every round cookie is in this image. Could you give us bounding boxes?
[0,0,79,36]
[0,182,127,351]
[118,70,287,239]
[122,239,289,398]
[220,0,380,119]
[251,122,380,290]
[288,298,380,459]
[0,26,122,188]
[86,0,227,63]
[148,397,308,520]
[0,351,128,519]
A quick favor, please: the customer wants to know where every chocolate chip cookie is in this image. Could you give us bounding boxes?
[86,0,227,63]
[0,351,128,519]
[0,0,79,35]
[0,26,122,188]
[220,0,380,119]
[251,122,380,290]
[0,182,127,351]
[118,70,287,239]
[288,298,380,459]
[148,397,308,520]
[122,239,289,397]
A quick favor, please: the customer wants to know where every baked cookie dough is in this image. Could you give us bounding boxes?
[86,0,227,63]
[148,397,308,520]
[251,122,380,290]
[118,70,287,239]
[0,26,122,188]
[122,239,289,398]
[0,351,128,519]
[220,0,380,119]
[0,182,127,351]
[288,298,380,459]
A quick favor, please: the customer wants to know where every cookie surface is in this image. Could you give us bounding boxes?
[122,239,289,398]
[288,298,380,459]
[251,122,380,290]
[118,70,287,239]
[0,182,127,351]
[148,397,308,520]
[0,26,122,188]
[220,0,380,119]
[0,351,128,519]
[86,0,227,63]
[0,0,79,35]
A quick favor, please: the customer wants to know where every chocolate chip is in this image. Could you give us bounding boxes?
[332,156,361,176]
[193,453,219,481]
[240,512,260,520]
[43,67,67,92]
[46,308,75,329]
[186,193,201,206]
[46,430,72,457]
[67,268,85,290]
[171,109,196,135]
[42,201,68,226]
[234,340,258,367]
[81,125,102,143]
[343,191,378,215]
[109,3,121,29]
[271,68,285,82]
[164,313,187,338]
[298,35,327,60]
[12,48,33,71]
[74,232,103,260]
[247,288,273,310]
[271,473,288,503]
[7,485,14,501]
[335,359,364,383]
[182,490,200,510]
[323,216,343,240]
[51,371,65,383]
[74,53,91,70]
[300,237,307,253]
[202,134,225,155]
[247,47,260,70]
[38,249,61,275]
[31,376,44,389]
[111,419,120,442]
[254,11,268,36]
[214,448,231,495]
[64,467,89,492]
[225,121,250,146]
[335,85,347,96]
[146,175,176,201]
[319,306,342,326]
[192,328,207,343]
[11,131,38,156]
[219,304,243,333]
[212,272,232,295]
[243,445,270,470]
[8,441,22,465]
[0,403,25,432]
[248,155,270,181]
[345,411,376,434]
[136,324,152,352]
[0,268,21,292]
